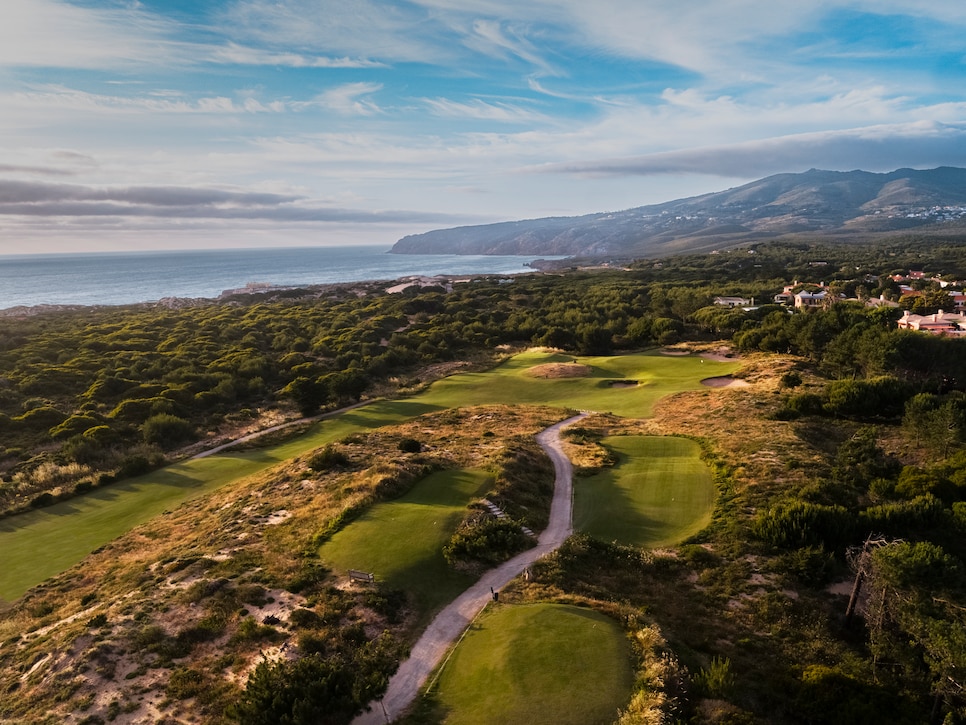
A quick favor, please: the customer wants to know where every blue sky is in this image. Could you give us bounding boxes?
[2,0,965,253]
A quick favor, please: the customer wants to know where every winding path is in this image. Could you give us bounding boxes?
[352,412,588,725]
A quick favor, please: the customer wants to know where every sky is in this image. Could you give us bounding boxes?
[2,0,966,254]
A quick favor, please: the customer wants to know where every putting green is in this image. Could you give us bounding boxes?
[574,436,715,548]
[429,603,633,725]
[0,350,734,602]
[319,469,491,619]
[416,350,738,418]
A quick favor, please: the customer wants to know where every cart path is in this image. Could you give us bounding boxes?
[191,400,372,459]
[352,412,588,725]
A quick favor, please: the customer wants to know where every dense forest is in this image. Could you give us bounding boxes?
[4,237,966,724]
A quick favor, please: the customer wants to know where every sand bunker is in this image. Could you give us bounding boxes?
[606,380,639,388]
[659,348,690,356]
[701,376,750,388]
[528,363,591,379]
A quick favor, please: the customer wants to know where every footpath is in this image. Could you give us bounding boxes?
[352,412,588,724]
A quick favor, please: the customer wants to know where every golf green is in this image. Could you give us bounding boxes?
[429,603,634,725]
[319,469,491,618]
[574,436,715,548]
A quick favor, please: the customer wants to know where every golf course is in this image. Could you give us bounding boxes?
[574,435,715,548]
[319,469,492,618]
[427,603,635,725]
[0,349,737,603]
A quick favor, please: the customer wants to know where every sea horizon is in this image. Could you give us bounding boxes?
[0,245,563,311]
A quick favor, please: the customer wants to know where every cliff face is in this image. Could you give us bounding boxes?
[390,167,966,256]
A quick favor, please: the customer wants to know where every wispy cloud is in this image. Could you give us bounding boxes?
[0,0,178,69]
[0,179,465,224]
[0,164,75,177]
[208,43,385,68]
[423,98,546,122]
[542,122,966,178]
[307,83,385,116]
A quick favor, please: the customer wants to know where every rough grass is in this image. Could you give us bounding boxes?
[573,436,715,548]
[425,603,634,725]
[319,470,492,620]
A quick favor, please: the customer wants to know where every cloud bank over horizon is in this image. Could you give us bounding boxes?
[1,0,964,252]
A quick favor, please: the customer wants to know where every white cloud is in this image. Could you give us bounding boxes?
[423,97,546,122]
[207,43,385,68]
[540,122,966,178]
[0,0,177,69]
[306,83,385,116]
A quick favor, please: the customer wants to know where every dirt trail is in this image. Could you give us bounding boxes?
[352,412,588,725]
[190,400,371,459]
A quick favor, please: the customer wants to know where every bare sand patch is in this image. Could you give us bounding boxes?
[527,362,591,379]
[606,380,638,388]
[701,376,751,388]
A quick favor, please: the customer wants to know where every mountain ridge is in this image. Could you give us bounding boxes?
[390,167,966,257]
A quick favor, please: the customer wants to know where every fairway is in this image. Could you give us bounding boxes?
[428,603,633,725]
[416,350,738,417]
[319,469,491,618]
[0,399,443,603]
[0,350,733,601]
[574,436,715,548]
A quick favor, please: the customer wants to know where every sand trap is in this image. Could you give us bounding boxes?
[528,363,591,378]
[659,348,690,356]
[606,380,638,388]
[701,376,750,388]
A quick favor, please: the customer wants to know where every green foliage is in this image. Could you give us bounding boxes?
[443,516,533,568]
[141,413,194,448]
[692,656,735,699]
[307,445,349,472]
[795,665,918,725]
[753,500,855,550]
[231,634,398,725]
[166,667,206,700]
[859,495,946,538]
[825,376,910,419]
[231,617,281,644]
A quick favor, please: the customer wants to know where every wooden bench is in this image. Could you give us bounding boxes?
[348,569,375,583]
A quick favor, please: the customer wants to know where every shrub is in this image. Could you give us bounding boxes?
[397,437,422,453]
[444,516,532,568]
[166,667,205,700]
[693,656,735,699]
[142,413,195,448]
[753,501,855,550]
[308,445,348,472]
[780,371,803,388]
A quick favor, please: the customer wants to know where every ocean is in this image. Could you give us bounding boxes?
[0,246,562,310]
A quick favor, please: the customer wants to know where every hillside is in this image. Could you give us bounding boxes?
[390,167,966,257]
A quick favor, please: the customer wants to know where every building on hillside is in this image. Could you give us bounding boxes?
[897,309,966,336]
[714,296,753,308]
[794,289,829,308]
[863,294,900,309]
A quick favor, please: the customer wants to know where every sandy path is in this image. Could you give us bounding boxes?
[352,412,588,725]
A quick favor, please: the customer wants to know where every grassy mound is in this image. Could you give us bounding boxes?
[428,603,633,725]
[574,436,714,548]
[526,362,591,378]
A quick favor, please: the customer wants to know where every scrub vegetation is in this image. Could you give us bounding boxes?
[2,238,966,724]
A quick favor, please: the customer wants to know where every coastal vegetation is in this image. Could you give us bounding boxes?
[2,238,966,723]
